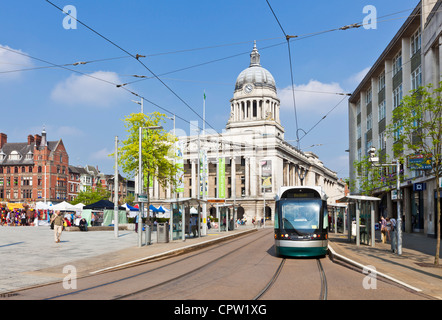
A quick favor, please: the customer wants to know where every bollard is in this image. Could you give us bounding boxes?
[145,224,151,246]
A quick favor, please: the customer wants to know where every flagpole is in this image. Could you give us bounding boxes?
[203,90,206,135]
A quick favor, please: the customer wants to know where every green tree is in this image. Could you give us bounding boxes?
[70,182,111,205]
[386,82,442,265]
[115,112,178,218]
[351,152,398,196]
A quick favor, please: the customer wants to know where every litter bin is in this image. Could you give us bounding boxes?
[157,222,169,243]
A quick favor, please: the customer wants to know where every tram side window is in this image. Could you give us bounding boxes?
[274,202,279,229]
[323,205,329,230]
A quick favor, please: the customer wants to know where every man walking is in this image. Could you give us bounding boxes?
[50,210,64,243]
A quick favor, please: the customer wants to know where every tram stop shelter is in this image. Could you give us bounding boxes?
[337,195,380,247]
[328,203,348,234]
[161,198,208,242]
[210,202,237,232]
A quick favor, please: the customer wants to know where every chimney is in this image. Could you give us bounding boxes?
[34,134,41,148]
[0,133,7,149]
[27,135,34,145]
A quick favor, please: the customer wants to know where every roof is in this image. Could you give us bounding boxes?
[348,2,421,102]
[337,195,381,202]
[234,42,276,93]
[0,140,60,166]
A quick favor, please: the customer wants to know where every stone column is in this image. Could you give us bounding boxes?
[245,157,250,197]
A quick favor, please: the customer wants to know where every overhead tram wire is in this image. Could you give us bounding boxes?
[45,0,215,135]
[265,0,300,148]
[297,95,349,144]
[0,55,130,74]
[119,41,287,87]
[0,45,196,131]
[1,41,264,157]
[43,1,421,150]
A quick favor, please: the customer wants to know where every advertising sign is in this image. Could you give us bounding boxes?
[199,150,208,198]
[176,140,185,193]
[261,160,272,193]
[218,157,225,199]
[408,154,432,170]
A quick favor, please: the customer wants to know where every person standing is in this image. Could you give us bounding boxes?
[50,211,64,243]
[380,216,387,243]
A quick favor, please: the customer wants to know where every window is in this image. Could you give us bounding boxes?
[392,51,402,76]
[378,100,386,120]
[379,131,386,150]
[378,71,385,92]
[280,200,321,233]
[366,140,373,156]
[393,84,403,109]
[394,121,403,141]
[357,124,361,139]
[411,28,421,56]
[366,113,372,131]
[356,100,361,115]
[365,87,372,105]
[8,151,21,161]
[411,66,422,91]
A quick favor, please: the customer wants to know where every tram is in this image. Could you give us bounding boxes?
[274,186,329,257]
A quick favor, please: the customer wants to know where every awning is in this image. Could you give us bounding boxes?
[337,195,381,203]
[7,203,24,210]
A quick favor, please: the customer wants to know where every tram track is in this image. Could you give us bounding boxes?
[38,229,273,300]
[317,259,327,300]
[253,258,286,300]
[254,257,328,300]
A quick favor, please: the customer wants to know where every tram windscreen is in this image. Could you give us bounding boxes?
[280,199,321,234]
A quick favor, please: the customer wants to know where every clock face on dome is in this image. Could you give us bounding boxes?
[244,83,253,93]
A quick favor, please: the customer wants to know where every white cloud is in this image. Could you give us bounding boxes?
[51,71,126,107]
[344,67,371,90]
[279,80,348,115]
[0,44,33,80]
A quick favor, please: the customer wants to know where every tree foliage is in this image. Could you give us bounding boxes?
[70,183,110,205]
[386,82,442,265]
[116,112,178,192]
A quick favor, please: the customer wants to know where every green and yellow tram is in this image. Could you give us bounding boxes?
[274,186,329,257]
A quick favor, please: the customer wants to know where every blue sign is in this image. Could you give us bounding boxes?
[413,183,426,191]
[409,155,432,170]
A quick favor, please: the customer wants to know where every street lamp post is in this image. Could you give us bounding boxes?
[137,125,163,247]
[368,147,402,255]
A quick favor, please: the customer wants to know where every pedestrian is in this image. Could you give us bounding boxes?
[390,217,397,232]
[390,217,397,252]
[79,218,88,231]
[20,212,26,226]
[386,218,392,242]
[380,216,387,243]
[50,210,64,243]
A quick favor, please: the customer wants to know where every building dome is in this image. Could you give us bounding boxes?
[234,42,276,93]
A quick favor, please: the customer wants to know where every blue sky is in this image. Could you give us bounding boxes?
[0,0,420,179]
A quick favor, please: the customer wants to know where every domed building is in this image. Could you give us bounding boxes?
[226,41,284,139]
[150,42,345,235]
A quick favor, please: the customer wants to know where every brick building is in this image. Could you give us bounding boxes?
[0,129,69,203]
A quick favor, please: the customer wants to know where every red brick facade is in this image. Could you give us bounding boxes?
[0,130,69,203]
